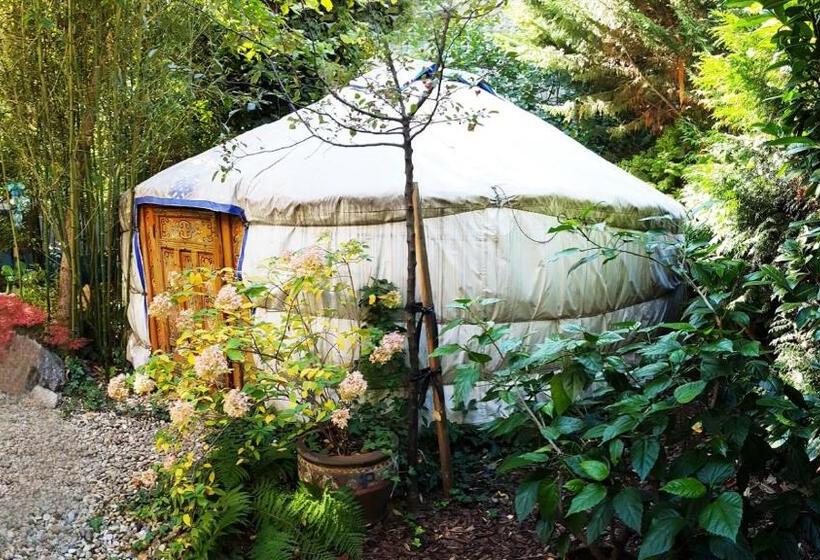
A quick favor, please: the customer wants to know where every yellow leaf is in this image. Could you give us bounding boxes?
[368,294,376,305]
[182,513,192,527]
[209,471,215,483]
[320,0,333,10]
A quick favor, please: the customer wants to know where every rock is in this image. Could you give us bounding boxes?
[0,334,65,396]
[28,386,59,409]
[37,348,65,392]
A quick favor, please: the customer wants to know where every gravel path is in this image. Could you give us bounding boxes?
[0,394,164,559]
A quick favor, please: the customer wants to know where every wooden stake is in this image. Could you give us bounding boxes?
[411,182,453,495]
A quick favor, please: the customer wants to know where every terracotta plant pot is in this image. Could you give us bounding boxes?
[296,439,395,523]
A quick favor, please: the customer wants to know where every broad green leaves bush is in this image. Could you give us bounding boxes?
[449,221,820,559]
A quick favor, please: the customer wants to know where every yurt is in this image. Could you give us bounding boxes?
[120,62,685,420]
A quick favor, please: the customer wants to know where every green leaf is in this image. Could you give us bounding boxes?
[535,518,555,543]
[515,479,541,522]
[631,438,660,481]
[603,415,639,443]
[466,350,492,364]
[613,488,643,534]
[638,511,685,559]
[697,460,735,487]
[564,479,584,493]
[566,483,607,516]
[538,481,560,521]
[452,364,480,405]
[551,375,571,416]
[226,349,244,362]
[737,340,760,357]
[699,492,743,542]
[497,452,548,474]
[440,318,464,335]
[430,343,461,358]
[587,502,613,542]
[674,381,707,404]
[580,460,610,481]
[609,440,625,465]
[709,536,754,560]
[554,416,585,434]
[661,478,707,499]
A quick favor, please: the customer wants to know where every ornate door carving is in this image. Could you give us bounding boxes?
[138,205,244,353]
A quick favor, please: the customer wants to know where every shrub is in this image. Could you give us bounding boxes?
[133,239,402,557]
[0,293,86,355]
[444,221,820,559]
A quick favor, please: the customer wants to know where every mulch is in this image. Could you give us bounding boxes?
[364,474,551,560]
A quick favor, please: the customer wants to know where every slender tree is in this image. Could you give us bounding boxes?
[198,0,501,502]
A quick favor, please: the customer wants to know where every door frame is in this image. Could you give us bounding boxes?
[133,197,247,351]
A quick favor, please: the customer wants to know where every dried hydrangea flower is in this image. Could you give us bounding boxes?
[168,271,183,290]
[331,407,351,430]
[148,292,173,319]
[223,388,251,418]
[176,308,195,332]
[338,370,367,402]
[131,469,158,490]
[132,373,156,395]
[369,331,405,364]
[162,454,177,471]
[169,399,194,427]
[214,284,243,313]
[290,246,325,277]
[193,345,228,384]
[107,374,129,401]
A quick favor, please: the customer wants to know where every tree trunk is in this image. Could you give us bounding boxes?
[402,120,421,507]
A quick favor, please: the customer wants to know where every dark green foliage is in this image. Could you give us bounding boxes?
[758,0,820,190]
[754,216,820,390]
[60,356,107,414]
[450,222,820,558]
[507,0,714,136]
[619,120,703,194]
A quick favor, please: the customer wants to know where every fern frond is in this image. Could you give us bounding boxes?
[249,521,297,560]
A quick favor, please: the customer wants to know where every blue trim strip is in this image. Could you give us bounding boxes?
[133,232,148,316]
[134,196,247,222]
[236,223,249,278]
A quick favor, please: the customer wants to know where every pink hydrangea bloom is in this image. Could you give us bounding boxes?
[169,399,195,427]
[338,370,367,401]
[107,374,129,401]
[331,407,351,430]
[194,345,228,384]
[289,246,325,277]
[223,389,251,418]
[369,331,405,364]
[131,469,158,489]
[133,373,156,395]
[176,308,195,332]
[148,292,173,319]
[214,285,243,313]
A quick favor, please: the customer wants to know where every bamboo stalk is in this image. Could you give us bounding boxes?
[411,182,453,495]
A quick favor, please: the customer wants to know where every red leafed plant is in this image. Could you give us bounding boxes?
[0,294,87,354]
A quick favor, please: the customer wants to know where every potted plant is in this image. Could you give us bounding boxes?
[135,238,405,529]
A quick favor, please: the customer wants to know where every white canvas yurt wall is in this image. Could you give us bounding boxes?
[121,62,685,422]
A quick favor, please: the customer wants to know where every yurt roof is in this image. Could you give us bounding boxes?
[132,61,685,230]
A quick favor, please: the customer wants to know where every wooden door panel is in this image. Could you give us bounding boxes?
[139,205,244,352]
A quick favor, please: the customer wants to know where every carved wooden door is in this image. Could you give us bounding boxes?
[138,205,244,352]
